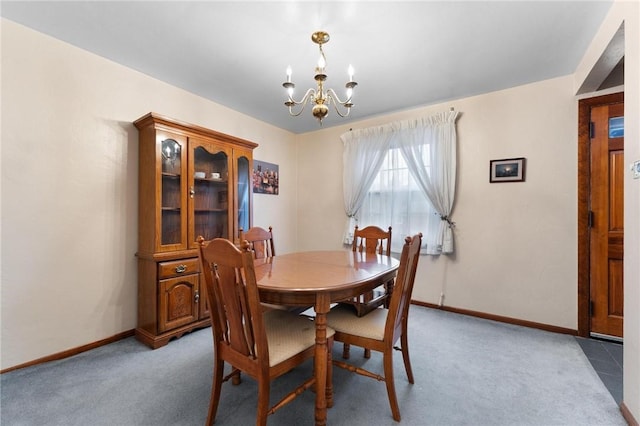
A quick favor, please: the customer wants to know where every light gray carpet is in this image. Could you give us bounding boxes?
[1,306,626,425]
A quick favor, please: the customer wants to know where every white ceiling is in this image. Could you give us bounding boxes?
[1,1,614,134]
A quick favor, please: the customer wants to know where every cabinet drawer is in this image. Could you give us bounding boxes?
[158,258,200,279]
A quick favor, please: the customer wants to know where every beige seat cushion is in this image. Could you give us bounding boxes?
[264,310,335,367]
[326,305,387,341]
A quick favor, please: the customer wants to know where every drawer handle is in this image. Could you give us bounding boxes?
[194,291,200,303]
[175,264,187,273]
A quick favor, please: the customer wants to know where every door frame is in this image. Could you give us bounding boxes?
[577,91,624,337]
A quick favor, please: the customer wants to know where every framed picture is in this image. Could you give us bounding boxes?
[253,160,279,195]
[490,157,526,183]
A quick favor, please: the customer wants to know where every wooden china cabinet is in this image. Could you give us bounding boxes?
[134,113,257,349]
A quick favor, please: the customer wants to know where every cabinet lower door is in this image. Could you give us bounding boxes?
[158,274,200,333]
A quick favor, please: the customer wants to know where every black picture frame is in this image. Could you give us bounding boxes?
[490,157,526,183]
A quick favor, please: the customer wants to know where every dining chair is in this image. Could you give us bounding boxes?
[348,225,393,315]
[197,236,334,426]
[326,233,422,422]
[240,226,290,314]
[239,226,275,259]
[340,225,392,358]
[352,225,392,256]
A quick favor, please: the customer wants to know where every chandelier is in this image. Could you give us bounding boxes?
[282,31,357,124]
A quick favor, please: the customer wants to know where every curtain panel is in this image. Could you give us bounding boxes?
[340,127,393,244]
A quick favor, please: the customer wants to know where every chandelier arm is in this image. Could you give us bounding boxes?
[287,88,316,106]
[287,104,307,117]
[326,88,353,106]
[288,102,310,117]
[326,89,354,117]
[285,88,316,117]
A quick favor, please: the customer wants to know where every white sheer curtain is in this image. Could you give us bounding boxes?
[341,127,392,244]
[396,111,458,254]
[341,110,458,254]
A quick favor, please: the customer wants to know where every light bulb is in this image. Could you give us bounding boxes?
[286,66,292,82]
[348,65,354,81]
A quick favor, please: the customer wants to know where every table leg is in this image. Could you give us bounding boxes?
[314,296,330,426]
[326,335,334,409]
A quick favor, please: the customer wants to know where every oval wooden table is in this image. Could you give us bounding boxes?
[253,250,400,426]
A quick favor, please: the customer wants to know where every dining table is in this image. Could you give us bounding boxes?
[253,250,400,426]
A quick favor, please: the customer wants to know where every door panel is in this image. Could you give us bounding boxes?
[589,102,624,338]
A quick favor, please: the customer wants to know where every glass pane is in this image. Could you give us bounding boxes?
[609,116,624,138]
[237,156,250,233]
[161,139,182,245]
[360,146,436,253]
[193,146,228,240]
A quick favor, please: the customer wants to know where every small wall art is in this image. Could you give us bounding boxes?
[253,160,279,195]
[490,157,526,183]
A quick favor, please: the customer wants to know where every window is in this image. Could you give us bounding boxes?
[340,109,458,255]
[358,147,439,253]
[341,111,458,255]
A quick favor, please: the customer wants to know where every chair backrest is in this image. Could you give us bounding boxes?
[385,233,422,341]
[352,225,392,256]
[198,237,269,364]
[239,226,275,259]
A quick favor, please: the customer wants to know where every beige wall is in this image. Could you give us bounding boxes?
[0,19,298,369]
[2,2,639,422]
[624,0,640,417]
[297,75,580,329]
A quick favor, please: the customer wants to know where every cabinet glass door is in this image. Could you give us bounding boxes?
[189,142,231,246]
[237,155,251,239]
[161,138,184,247]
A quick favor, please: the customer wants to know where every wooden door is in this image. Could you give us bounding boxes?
[589,102,624,338]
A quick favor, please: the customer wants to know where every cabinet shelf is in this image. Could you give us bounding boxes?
[194,209,227,213]
[195,177,227,183]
